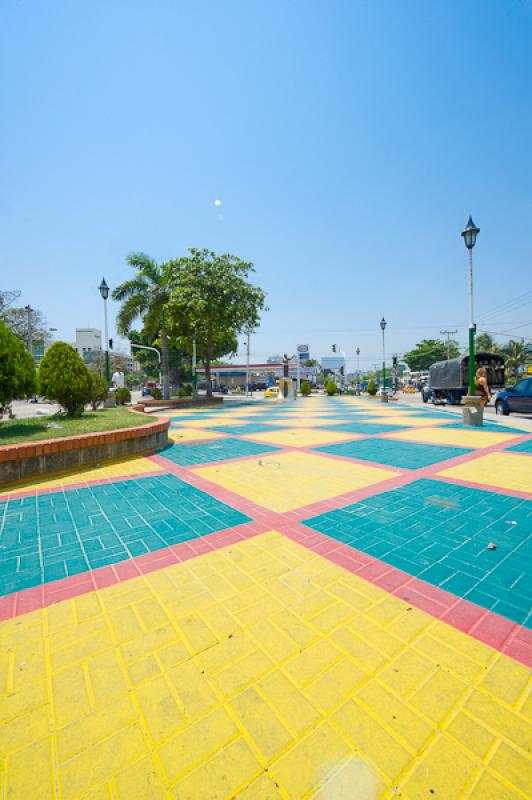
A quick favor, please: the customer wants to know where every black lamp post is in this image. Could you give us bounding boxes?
[461,217,480,396]
[98,278,111,383]
[380,317,387,402]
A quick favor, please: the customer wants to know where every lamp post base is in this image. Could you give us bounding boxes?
[380,393,388,403]
[462,395,484,427]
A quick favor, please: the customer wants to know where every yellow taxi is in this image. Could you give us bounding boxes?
[264,386,279,398]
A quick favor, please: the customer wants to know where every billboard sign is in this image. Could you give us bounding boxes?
[297,344,309,362]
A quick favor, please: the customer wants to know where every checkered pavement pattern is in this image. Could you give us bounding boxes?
[1,396,531,799]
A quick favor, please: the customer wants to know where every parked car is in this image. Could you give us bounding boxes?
[264,386,279,398]
[495,378,532,415]
[142,381,160,397]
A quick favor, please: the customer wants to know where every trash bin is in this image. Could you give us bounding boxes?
[462,396,484,426]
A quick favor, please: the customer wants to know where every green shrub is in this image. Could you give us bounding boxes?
[150,387,162,400]
[0,320,36,413]
[115,387,131,405]
[176,387,188,398]
[89,373,109,410]
[300,380,311,396]
[325,379,337,396]
[38,341,92,416]
[367,379,377,396]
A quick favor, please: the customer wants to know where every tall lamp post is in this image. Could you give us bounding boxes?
[356,347,360,394]
[98,278,111,384]
[461,217,480,396]
[380,317,387,402]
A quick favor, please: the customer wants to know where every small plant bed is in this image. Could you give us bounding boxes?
[0,408,153,446]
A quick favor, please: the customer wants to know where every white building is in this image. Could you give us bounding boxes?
[75,328,102,358]
[321,355,345,372]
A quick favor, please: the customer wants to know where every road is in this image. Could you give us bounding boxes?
[393,390,532,430]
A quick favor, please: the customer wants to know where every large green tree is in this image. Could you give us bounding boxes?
[403,338,460,371]
[112,253,172,400]
[0,320,36,414]
[39,342,92,416]
[502,339,529,375]
[166,249,267,396]
[475,333,503,354]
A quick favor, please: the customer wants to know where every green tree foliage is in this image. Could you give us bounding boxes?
[113,254,172,400]
[166,249,267,396]
[403,339,460,371]
[300,380,311,396]
[324,379,337,396]
[475,333,502,354]
[303,359,319,367]
[0,320,36,412]
[367,378,377,396]
[88,373,109,410]
[502,339,529,375]
[39,342,92,416]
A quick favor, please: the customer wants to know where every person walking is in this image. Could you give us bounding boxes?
[111,366,125,390]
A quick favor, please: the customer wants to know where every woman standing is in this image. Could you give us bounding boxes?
[472,366,491,408]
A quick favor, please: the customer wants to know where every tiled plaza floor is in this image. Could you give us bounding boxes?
[0,396,531,799]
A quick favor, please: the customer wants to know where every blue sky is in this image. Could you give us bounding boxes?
[1,0,531,371]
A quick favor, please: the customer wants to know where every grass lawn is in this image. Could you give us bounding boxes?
[0,407,156,446]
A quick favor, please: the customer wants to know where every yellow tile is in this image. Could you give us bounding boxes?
[489,741,532,796]
[389,426,520,448]
[172,738,261,800]
[177,417,247,428]
[311,755,386,800]
[158,707,237,783]
[232,773,284,799]
[114,756,168,800]
[469,770,523,799]
[478,655,531,706]
[368,415,454,426]
[409,668,468,724]
[0,705,51,754]
[243,427,362,447]
[231,688,293,763]
[268,723,351,799]
[136,675,185,745]
[6,737,55,799]
[56,695,137,762]
[194,451,398,512]
[166,660,219,719]
[212,649,274,698]
[379,650,435,698]
[248,618,300,663]
[356,681,433,751]
[258,670,321,736]
[52,664,92,727]
[284,640,342,687]
[333,699,411,781]
[270,416,347,427]
[414,633,483,682]
[445,711,496,759]
[4,455,163,497]
[174,614,218,655]
[401,736,478,798]
[331,626,387,672]
[306,658,367,712]
[169,427,225,443]
[437,451,532,493]
[59,723,147,797]
[464,690,531,750]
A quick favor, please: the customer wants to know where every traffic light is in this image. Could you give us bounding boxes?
[392,355,398,367]
[332,344,336,353]
[108,338,113,350]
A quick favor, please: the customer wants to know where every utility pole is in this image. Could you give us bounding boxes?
[192,330,197,396]
[25,305,33,357]
[440,329,458,360]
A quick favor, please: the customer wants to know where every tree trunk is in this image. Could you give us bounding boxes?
[160,329,170,400]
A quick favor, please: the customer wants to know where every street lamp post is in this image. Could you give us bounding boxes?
[356,347,360,394]
[461,217,480,396]
[24,305,33,356]
[245,325,253,396]
[98,278,111,384]
[380,317,387,402]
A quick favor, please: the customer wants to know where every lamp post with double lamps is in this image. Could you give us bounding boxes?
[98,278,111,384]
[461,217,480,397]
[356,347,361,394]
[380,317,387,402]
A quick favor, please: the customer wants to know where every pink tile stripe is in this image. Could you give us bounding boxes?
[276,520,532,668]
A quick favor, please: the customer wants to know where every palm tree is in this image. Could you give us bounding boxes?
[503,339,529,379]
[112,253,172,400]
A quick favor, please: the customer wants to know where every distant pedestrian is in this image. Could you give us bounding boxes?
[471,367,491,407]
[112,366,125,390]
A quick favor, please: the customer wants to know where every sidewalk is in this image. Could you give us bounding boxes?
[1,397,530,799]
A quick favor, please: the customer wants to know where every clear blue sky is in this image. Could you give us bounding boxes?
[1,0,531,370]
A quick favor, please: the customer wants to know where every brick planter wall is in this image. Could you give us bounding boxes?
[134,397,223,412]
[0,417,169,486]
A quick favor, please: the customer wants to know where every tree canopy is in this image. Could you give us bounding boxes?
[403,338,460,371]
[0,320,36,411]
[39,342,92,416]
[166,249,267,395]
